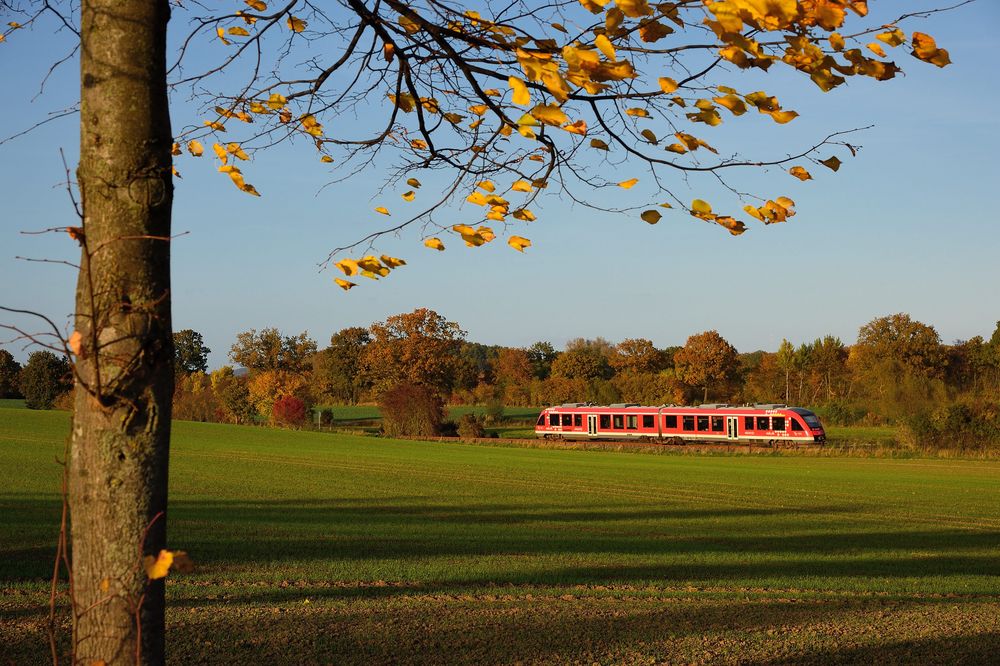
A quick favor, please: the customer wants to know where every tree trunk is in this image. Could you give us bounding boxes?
[71,1,173,663]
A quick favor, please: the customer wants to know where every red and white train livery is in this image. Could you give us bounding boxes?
[535,403,826,446]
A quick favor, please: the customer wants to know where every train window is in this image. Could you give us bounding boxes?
[665,415,678,429]
[550,414,561,427]
[682,416,694,431]
[790,419,804,432]
[744,416,754,430]
[574,415,582,427]
[562,414,573,427]
[626,415,638,430]
[537,415,545,426]
[642,415,655,428]
[711,416,724,432]
[756,416,769,430]
[613,415,624,429]
[772,416,786,430]
[600,415,611,429]
[697,416,709,431]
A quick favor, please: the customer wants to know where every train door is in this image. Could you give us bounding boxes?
[587,415,598,436]
[726,416,739,441]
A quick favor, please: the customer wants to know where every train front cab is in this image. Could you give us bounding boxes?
[789,407,826,444]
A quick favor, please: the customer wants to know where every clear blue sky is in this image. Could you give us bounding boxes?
[1,1,998,368]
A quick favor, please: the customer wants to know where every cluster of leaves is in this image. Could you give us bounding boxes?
[133,0,954,292]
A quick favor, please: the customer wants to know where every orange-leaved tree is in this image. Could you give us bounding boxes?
[0,0,964,663]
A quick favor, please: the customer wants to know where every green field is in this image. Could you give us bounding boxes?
[2,408,999,664]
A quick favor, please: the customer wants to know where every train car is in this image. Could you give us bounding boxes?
[534,402,825,446]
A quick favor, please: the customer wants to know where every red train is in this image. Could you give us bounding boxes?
[534,403,826,446]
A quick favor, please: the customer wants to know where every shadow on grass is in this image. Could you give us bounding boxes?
[4,495,999,587]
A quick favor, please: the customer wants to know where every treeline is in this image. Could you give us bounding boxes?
[4,309,999,449]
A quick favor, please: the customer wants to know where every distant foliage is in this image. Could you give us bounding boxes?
[272,395,307,428]
[0,350,22,398]
[19,351,71,410]
[173,371,220,422]
[380,383,445,438]
[457,413,487,439]
[901,400,1000,452]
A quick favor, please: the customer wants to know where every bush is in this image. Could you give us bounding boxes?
[900,399,1000,452]
[457,413,487,438]
[379,383,445,437]
[272,395,307,428]
[20,351,72,410]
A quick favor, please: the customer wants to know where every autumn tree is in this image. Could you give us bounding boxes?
[673,330,740,402]
[173,329,212,375]
[494,347,534,405]
[0,0,963,661]
[230,328,317,374]
[0,349,21,398]
[551,340,613,382]
[527,342,558,380]
[362,308,466,397]
[610,338,664,375]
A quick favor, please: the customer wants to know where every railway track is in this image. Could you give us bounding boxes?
[401,435,824,453]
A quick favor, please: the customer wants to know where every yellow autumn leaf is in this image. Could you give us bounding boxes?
[357,255,383,272]
[512,208,536,221]
[640,129,657,144]
[594,34,616,61]
[424,237,445,251]
[287,16,306,33]
[691,199,712,215]
[829,32,845,51]
[212,143,228,162]
[618,178,638,189]
[641,210,662,224]
[509,76,530,106]
[216,27,231,45]
[401,191,415,201]
[508,236,532,252]
[789,166,812,181]
[186,140,204,157]
[406,177,421,188]
[203,120,226,132]
[562,120,587,135]
[245,0,267,10]
[658,77,679,93]
[453,224,476,236]
[381,255,407,268]
[590,138,610,151]
[876,28,905,47]
[171,165,181,178]
[375,206,390,215]
[911,32,951,67]
[267,93,286,110]
[68,331,83,356]
[336,258,359,276]
[320,155,334,163]
[478,180,495,193]
[530,104,568,126]
[143,550,174,580]
[766,109,799,124]
[226,143,249,160]
[625,107,650,118]
[335,278,356,291]
[241,183,261,196]
[867,42,886,58]
[467,191,488,206]
[228,26,250,37]
[511,180,532,193]
[665,143,687,154]
[171,142,181,156]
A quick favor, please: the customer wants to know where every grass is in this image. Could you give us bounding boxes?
[2,407,999,664]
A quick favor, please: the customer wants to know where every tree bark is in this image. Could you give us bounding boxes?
[71,1,173,663]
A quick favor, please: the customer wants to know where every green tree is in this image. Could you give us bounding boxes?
[526,342,558,380]
[550,342,612,382]
[0,349,21,398]
[775,338,796,403]
[173,329,211,375]
[19,350,71,409]
[673,331,739,403]
[850,313,946,401]
[311,327,371,404]
[230,328,317,374]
